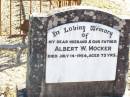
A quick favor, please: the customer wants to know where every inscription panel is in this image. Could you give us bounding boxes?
[46,22,120,83]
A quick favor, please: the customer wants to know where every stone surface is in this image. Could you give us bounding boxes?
[28,7,129,97]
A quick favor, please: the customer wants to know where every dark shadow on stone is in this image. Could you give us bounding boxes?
[17,88,27,97]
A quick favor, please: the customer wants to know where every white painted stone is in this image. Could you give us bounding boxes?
[46,22,120,83]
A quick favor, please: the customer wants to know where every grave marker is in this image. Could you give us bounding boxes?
[27,7,129,97]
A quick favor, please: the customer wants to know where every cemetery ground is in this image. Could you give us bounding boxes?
[0,0,130,97]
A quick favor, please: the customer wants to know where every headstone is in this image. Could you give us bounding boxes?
[27,7,129,97]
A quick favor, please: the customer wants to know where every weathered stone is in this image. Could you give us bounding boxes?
[27,7,129,97]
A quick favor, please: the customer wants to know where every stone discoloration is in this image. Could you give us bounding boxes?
[28,7,129,97]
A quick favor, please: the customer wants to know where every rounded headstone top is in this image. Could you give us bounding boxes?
[31,6,121,19]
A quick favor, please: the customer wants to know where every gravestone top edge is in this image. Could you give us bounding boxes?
[30,6,123,19]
